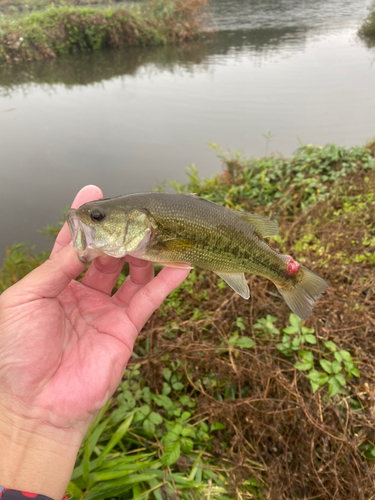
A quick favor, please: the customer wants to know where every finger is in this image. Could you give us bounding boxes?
[112,256,154,306]
[8,245,86,301]
[122,267,190,333]
[51,185,103,257]
[81,255,124,295]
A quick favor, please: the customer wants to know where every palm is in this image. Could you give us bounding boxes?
[0,186,189,436]
[1,284,131,425]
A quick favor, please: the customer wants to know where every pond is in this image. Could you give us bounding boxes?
[0,0,374,256]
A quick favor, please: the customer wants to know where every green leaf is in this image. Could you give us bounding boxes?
[324,341,337,351]
[300,350,314,362]
[161,441,181,466]
[289,313,302,328]
[283,326,299,334]
[233,336,255,348]
[339,350,352,362]
[91,460,159,481]
[328,377,341,396]
[172,423,183,435]
[310,381,319,393]
[97,413,134,467]
[179,411,191,422]
[335,373,346,386]
[163,431,179,446]
[276,343,290,352]
[181,427,195,439]
[304,334,316,344]
[84,474,158,500]
[292,337,301,348]
[295,361,312,371]
[332,361,342,374]
[66,481,83,500]
[210,422,225,431]
[236,317,246,330]
[351,367,360,377]
[307,369,328,386]
[307,369,321,382]
[139,405,151,417]
[163,368,172,381]
[152,394,174,410]
[172,382,184,391]
[143,419,155,434]
[334,352,343,363]
[344,361,354,372]
[320,359,332,374]
[148,412,163,425]
[179,395,190,406]
[180,437,194,453]
[162,382,171,395]
[301,326,314,335]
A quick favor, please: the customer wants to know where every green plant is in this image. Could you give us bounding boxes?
[307,341,359,396]
[67,362,236,499]
[276,314,316,356]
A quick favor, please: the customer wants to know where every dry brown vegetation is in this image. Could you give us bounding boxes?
[1,143,374,498]
[134,164,375,498]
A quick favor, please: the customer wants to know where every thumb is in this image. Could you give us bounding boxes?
[7,244,86,301]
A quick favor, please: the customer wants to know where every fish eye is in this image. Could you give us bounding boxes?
[90,210,106,223]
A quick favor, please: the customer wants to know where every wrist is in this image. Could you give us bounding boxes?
[0,403,82,500]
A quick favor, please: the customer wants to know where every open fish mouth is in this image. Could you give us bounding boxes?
[66,208,102,262]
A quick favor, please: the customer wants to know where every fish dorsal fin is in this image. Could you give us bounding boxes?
[182,193,278,237]
[236,213,278,237]
[215,272,250,299]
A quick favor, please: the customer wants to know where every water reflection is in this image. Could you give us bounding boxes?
[0,0,374,258]
[0,27,312,94]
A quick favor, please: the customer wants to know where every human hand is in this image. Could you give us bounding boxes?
[0,185,190,499]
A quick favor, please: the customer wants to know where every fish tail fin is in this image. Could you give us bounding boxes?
[276,266,327,320]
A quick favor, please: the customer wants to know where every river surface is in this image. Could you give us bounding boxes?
[1,0,375,256]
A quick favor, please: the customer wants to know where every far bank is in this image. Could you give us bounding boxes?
[0,0,207,64]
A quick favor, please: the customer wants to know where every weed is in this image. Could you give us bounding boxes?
[0,0,207,63]
[1,140,375,499]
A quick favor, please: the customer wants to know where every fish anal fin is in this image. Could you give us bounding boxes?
[156,261,193,269]
[237,213,278,237]
[215,272,250,299]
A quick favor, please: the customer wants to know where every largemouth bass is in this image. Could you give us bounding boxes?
[66,192,327,319]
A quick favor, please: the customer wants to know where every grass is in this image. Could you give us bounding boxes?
[359,0,375,40]
[0,0,207,63]
[1,140,375,499]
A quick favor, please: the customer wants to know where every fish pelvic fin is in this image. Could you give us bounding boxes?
[276,266,327,320]
[155,261,193,269]
[236,213,278,237]
[215,272,250,299]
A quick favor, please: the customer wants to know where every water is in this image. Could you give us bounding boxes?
[0,0,374,257]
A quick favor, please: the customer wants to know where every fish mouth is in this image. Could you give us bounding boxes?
[66,208,102,262]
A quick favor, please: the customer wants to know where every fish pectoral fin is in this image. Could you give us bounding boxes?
[156,261,193,269]
[236,213,278,237]
[215,272,250,299]
[162,238,198,252]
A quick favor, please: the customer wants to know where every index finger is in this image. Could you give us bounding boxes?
[124,267,190,333]
[51,185,103,256]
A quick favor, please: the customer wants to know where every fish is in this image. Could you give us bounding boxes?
[66,192,327,319]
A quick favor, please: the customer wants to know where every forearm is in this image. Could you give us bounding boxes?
[0,405,82,500]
